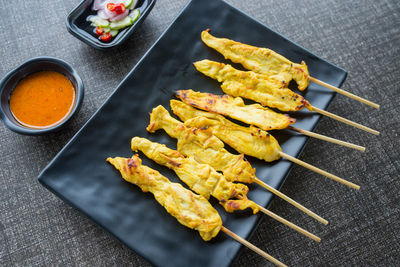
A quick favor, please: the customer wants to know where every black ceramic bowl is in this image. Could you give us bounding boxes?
[66,0,156,50]
[0,57,84,135]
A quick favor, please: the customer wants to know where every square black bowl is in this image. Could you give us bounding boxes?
[66,0,156,50]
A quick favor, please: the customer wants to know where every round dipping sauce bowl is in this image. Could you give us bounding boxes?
[0,57,84,135]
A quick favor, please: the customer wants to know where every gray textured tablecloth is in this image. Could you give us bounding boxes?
[1,0,399,266]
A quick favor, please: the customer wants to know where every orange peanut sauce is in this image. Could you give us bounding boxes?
[9,71,75,129]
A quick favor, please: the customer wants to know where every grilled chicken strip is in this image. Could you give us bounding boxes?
[176,90,296,131]
[170,100,281,162]
[201,29,310,90]
[107,155,222,241]
[194,59,311,112]
[146,105,256,184]
[131,137,259,214]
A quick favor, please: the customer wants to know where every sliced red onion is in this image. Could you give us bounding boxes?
[110,9,129,21]
[103,4,118,19]
[93,0,129,21]
[97,9,109,19]
[93,0,107,11]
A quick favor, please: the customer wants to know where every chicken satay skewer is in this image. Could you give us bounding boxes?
[278,152,359,189]
[131,137,321,242]
[194,60,378,136]
[177,89,370,149]
[147,105,328,225]
[252,178,327,224]
[107,155,286,266]
[171,99,360,190]
[308,107,379,135]
[201,29,380,109]
[287,126,365,151]
[220,226,287,267]
[309,77,380,109]
[172,100,360,190]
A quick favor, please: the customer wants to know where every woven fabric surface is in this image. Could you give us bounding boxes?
[0,0,399,266]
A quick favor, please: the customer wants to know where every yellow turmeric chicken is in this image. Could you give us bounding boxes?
[108,155,288,266]
[146,106,328,227]
[107,155,222,241]
[131,137,259,214]
[146,105,256,184]
[176,90,296,131]
[170,100,282,162]
[194,59,312,112]
[201,29,310,90]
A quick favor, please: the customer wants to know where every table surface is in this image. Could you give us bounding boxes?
[1,0,399,266]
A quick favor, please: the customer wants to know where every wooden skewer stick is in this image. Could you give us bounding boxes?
[221,226,287,267]
[288,126,366,152]
[309,77,380,109]
[312,106,380,136]
[254,178,328,225]
[255,203,321,242]
[278,151,360,190]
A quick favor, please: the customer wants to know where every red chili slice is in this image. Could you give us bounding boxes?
[106,3,116,11]
[113,3,126,14]
[96,27,104,36]
[100,32,112,42]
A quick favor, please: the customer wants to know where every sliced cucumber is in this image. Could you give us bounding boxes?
[123,0,134,9]
[110,30,119,37]
[88,15,109,27]
[103,27,111,33]
[128,0,138,10]
[109,16,133,30]
[128,9,140,22]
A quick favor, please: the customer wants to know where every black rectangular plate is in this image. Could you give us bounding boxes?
[39,0,347,266]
